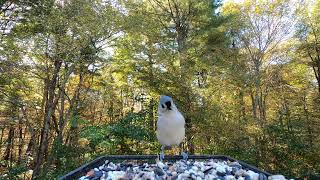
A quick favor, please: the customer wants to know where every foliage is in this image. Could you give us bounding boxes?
[81,112,157,155]
[0,0,319,179]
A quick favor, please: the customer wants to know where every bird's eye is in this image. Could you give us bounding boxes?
[161,104,165,108]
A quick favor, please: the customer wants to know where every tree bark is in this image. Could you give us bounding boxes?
[3,126,14,161]
[18,120,24,165]
[149,98,155,131]
[0,127,4,148]
[315,60,320,95]
[32,59,62,179]
[250,92,257,121]
[318,60,320,94]
[42,63,75,175]
[26,130,36,156]
[57,92,65,143]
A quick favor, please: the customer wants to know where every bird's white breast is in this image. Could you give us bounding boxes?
[156,110,185,146]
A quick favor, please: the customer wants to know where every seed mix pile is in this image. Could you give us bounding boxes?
[78,158,286,180]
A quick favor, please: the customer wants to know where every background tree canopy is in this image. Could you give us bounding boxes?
[0,0,319,179]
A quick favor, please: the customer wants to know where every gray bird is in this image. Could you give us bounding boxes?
[156,95,187,161]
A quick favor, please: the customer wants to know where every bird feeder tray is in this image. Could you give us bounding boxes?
[59,155,272,180]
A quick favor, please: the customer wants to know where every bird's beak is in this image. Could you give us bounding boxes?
[165,101,172,110]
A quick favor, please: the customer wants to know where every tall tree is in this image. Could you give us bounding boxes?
[223,0,293,125]
[6,0,122,178]
[296,0,320,94]
[119,0,226,153]
[222,0,295,166]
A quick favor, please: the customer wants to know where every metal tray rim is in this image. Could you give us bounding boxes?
[59,154,272,180]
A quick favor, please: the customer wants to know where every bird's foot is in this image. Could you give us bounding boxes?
[181,152,188,160]
[159,152,165,161]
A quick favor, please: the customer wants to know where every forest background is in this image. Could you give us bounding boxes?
[0,0,319,179]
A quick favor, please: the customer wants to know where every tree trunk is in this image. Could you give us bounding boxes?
[0,127,4,148]
[68,66,84,147]
[251,92,257,121]
[303,95,313,147]
[43,64,74,174]
[307,49,320,95]
[26,130,36,156]
[32,59,62,179]
[57,93,65,143]
[169,1,194,154]
[149,98,155,131]
[3,126,14,161]
[9,131,15,169]
[315,61,320,94]
[18,120,24,165]
[21,106,35,159]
